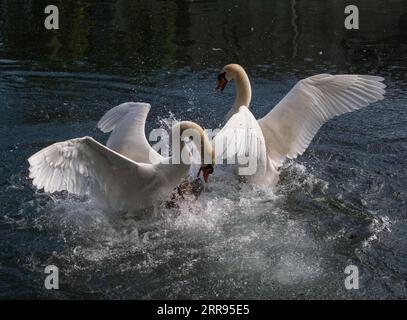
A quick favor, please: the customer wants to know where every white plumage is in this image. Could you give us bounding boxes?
[97,102,163,164]
[216,64,386,186]
[28,102,213,213]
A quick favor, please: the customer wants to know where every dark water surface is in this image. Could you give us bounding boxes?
[0,0,406,299]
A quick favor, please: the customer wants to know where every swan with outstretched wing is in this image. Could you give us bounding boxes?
[28,103,215,213]
[214,64,386,186]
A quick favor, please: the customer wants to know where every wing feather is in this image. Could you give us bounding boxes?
[28,137,153,207]
[214,106,267,179]
[97,102,163,164]
[258,74,386,166]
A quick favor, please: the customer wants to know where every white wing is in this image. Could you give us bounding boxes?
[28,136,155,209]
[258,74,386,168]
[214,106,267,178]
[97,102,163,164]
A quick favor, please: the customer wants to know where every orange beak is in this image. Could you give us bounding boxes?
[202,168,210,183]
[216,73,228,91]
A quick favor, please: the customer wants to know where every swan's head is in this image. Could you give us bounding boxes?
[199,164,214,184]
[175,121,215,183]
[216,64,246,91]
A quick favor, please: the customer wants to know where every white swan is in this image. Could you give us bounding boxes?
[214,64,386,186]
[28,102,215,213]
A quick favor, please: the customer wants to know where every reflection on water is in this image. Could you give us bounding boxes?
[0,0,407,299]
[1,0,407,75]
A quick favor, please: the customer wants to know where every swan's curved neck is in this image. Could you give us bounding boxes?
[172,121,214,166]
[233,69,252,109]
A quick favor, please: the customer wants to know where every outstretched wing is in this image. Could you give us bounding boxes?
[258,74,386,168]
[214,106,267,178]
[28,136,154,208]
[97,102,163,164]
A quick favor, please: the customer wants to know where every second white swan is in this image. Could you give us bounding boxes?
[215,64,386,186]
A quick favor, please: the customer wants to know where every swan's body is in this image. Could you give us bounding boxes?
[215,64,386,186]
[28,102,214,213]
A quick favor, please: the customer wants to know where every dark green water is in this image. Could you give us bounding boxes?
[0,0,406,299]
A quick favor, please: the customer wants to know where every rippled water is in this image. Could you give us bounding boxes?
[1,0,407,299]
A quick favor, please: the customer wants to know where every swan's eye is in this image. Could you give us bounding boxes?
[218,72,227,81]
